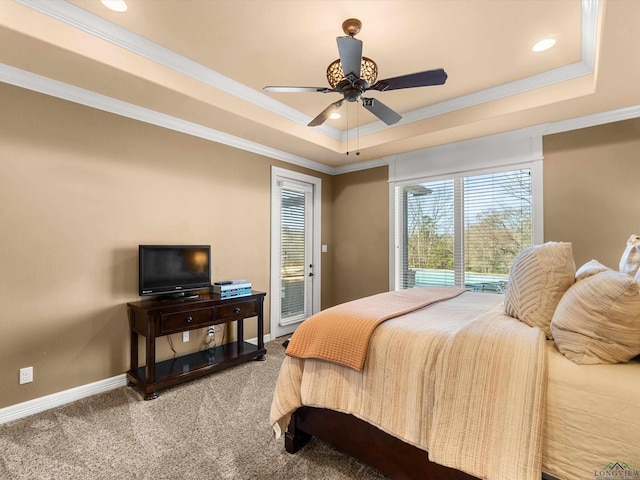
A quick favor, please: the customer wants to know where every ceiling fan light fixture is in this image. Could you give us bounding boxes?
[532,38,556,52]
[101,0,128,12]
[329,112,342,119]
[327,56,378,89]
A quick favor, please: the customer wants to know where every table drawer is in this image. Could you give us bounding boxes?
[160,308,213,334]
[214,299,257,320]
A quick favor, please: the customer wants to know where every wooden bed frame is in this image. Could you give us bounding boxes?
[285,406,478,480]
[285,407,561,480]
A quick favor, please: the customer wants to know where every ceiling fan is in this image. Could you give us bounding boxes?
[264,18,448,127]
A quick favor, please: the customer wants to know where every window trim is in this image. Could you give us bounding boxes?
[388,129,544,291]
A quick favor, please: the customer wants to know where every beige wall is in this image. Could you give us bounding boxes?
[3,79,639,411]
[0,84,332,408]
[543,118,640,268]
[331,167,390,306]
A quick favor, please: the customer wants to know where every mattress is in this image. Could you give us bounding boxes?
[543,341,640,480]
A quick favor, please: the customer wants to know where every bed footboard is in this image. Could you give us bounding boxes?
[285,406,478,480]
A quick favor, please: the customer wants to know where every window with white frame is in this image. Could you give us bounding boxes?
[394,167,533,293]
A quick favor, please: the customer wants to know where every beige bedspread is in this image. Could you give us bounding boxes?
[285,286,467,370]
[270,291,547,480]
[428,306,547,480]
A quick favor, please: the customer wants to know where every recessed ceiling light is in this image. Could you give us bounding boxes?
[101,0,128,12]
[532,38,556,52]
[329,113,341,120]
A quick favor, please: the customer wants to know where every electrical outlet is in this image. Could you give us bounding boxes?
[182,331,189,343]
[207,326,215,337]
[19,366,33,385]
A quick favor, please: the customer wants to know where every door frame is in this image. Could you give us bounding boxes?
[270,166,322,340]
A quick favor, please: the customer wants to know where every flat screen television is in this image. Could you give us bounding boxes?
[138,245,211,297]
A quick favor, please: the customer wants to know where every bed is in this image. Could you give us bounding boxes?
[270,243,640,480]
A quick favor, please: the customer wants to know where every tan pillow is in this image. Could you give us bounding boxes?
[575,259,610,281]
[550,270,640,364]
[504,242,576,339]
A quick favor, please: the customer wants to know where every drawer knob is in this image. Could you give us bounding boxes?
[186,316,193,323]
[234,307,241,314]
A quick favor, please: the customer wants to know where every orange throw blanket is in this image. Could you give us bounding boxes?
[286,286,467,370]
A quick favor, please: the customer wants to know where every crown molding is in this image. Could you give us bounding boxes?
[343,102,640,176]
[15,0,598,143]
[5,0,637,178]
[13,0,343,141]
[543,103,640,136]
[0,63,335,175]
[348,61,592,140]
[344,0,600,140]
[4,59,640,178]
[332,156,393,175]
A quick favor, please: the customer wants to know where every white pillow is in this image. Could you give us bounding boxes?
[550,270,640,364]
[619,234,640,276]
[575,259,610,281]
[504,242,576,339]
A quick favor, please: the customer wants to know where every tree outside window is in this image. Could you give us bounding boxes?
[398,169,532,293]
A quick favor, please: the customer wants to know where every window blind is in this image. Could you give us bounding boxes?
[463,169,532,293]
[395,168,532,293]
[280,187,306,319]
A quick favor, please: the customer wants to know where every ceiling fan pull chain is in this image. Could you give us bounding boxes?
[346,100,350,155]
[356,102,360,155]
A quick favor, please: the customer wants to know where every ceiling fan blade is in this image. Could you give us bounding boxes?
[368,68,448,91]
[308,99,344,127]
[264,86,334,93]
[361,97,402,125]
[336,36,363,79]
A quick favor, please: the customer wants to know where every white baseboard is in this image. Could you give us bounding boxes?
[0,374,128,425]
[1,334,273,425]
[246,334,272,345]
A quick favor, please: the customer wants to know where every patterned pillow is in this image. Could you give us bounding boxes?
[550,270,640,364]
[575,259,610,281]
[504,242,576,339]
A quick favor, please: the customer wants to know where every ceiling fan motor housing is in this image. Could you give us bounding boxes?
[335,80,367,102]
[344,87,363,102]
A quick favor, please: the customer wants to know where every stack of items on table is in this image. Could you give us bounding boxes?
[212,279,252,299]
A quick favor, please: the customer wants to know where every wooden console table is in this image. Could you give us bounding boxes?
[126,291,266,400]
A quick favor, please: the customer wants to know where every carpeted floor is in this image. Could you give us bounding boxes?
[0,339,389,479]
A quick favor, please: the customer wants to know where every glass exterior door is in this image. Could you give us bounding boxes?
[270,167,320,340]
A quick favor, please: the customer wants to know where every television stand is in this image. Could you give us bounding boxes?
[126,291,266,400]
